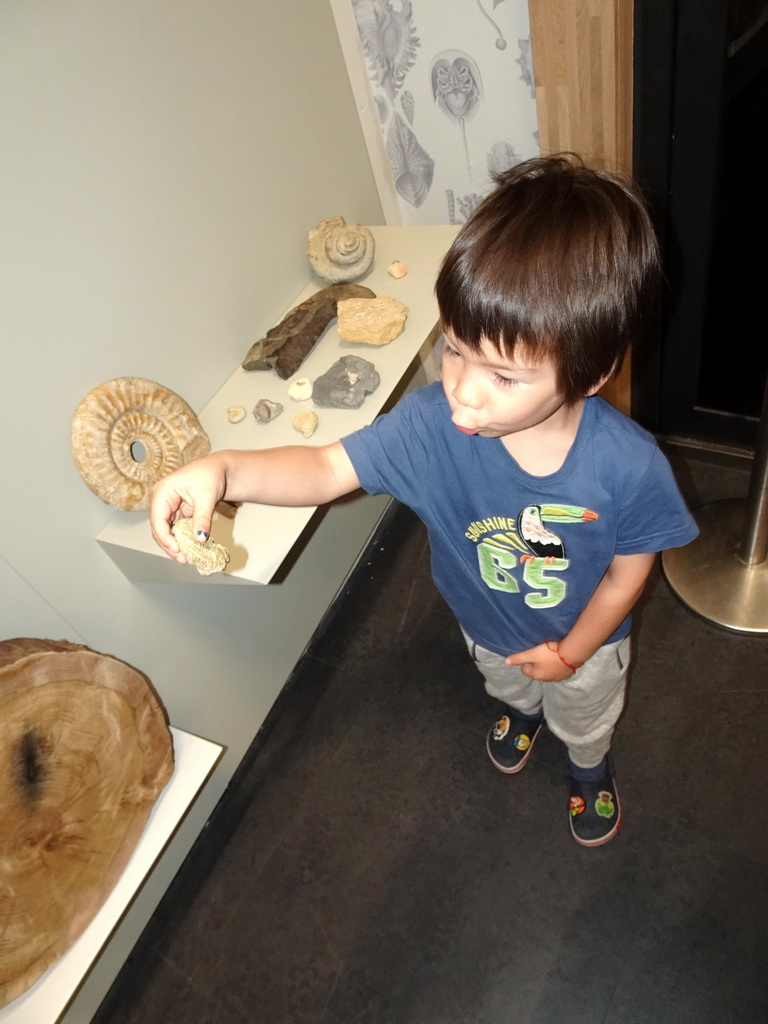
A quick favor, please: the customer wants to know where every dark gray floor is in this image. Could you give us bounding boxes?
[93,446,768,1024]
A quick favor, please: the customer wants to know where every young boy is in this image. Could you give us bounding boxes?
[150,154,698,847]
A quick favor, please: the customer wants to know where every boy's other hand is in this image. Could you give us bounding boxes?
[505,643,575,682]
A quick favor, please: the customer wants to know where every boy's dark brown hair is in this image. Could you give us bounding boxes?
[435,153,660,404]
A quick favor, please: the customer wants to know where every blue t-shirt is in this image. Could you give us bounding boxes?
[341,382,698,656]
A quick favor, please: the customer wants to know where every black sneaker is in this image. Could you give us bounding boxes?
[568,761,621,847]
[486,712,543,774]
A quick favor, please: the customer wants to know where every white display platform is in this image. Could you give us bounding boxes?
[1,728,223,1024]
[96,225,459,585]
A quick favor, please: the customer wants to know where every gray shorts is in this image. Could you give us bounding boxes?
[462,629,631,769]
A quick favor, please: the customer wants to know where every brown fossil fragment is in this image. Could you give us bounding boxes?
[171,518,230,575]
[0,638,173,1007]
[242,284,376,378]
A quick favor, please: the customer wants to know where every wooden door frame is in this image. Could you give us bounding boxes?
[528,0,635,414]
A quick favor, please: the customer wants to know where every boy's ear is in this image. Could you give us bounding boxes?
[586,363,618,397]
[586,375,611,397]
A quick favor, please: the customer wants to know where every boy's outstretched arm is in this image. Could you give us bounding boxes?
[150,441,361,563]
[505,552,657,681]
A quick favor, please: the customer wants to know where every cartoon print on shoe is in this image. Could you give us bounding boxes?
[487,712,543,774]
[568,764,621,847]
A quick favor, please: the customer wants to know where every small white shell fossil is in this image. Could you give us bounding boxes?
[171,518,229,575]
[292,411,319,438]
[253,399,284,423]
[387,260,407,278]
[227,406,246,423]
[336,296,409,346]
[288,377,313,401]
[70,377,210,511]
[307,216,375,284]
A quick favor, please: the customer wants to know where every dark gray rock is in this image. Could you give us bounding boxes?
[311,356,380,409]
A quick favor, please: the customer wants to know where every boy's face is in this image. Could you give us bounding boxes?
[440,329,572,439]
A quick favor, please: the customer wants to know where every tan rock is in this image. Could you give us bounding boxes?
[336,296,409,346]
[292,411,319,438]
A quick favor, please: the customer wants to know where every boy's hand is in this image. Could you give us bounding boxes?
[505,643,575,682]
[150,455,225,563]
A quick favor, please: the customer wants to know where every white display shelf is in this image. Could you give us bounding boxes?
[97,225,458,585]
[0,727,223,1024]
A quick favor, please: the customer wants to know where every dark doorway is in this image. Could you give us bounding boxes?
[633,0,768,448]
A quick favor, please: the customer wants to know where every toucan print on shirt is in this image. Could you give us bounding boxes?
[465,502,599,608]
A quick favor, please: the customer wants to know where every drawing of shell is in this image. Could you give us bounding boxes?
[386,115,434,208]
[307,217,375,284]
[70,377,210,512]
[352,0,420,99]
[375,92,391,124]
[171,518,229,576]
[401,90,415,125]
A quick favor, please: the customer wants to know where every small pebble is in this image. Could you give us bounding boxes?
[253,398,284,422]
[289,377,313,401]
[293,411,319,438]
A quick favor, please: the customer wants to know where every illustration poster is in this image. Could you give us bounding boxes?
[344,0,540,225]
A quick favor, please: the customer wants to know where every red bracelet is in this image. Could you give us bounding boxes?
[545,640,582,674]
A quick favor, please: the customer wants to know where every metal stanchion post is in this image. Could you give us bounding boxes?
[662,374,768,633]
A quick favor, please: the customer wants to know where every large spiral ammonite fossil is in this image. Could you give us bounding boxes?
[307,216,375,284]
[0,638,174,1008]
[70,377,211,511]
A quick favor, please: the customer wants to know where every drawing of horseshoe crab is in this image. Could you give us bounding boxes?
[353,0,435,208]
[431,50,483,179]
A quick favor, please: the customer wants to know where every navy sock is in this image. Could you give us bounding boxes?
[569,757,608,782]
[510,707,543,723]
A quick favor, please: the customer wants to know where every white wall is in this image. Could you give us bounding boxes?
[0,2,383,1018]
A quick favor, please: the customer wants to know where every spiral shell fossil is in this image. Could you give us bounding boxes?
[171,518,229,575]
[307,216,375,284]
[70,377,211,512]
